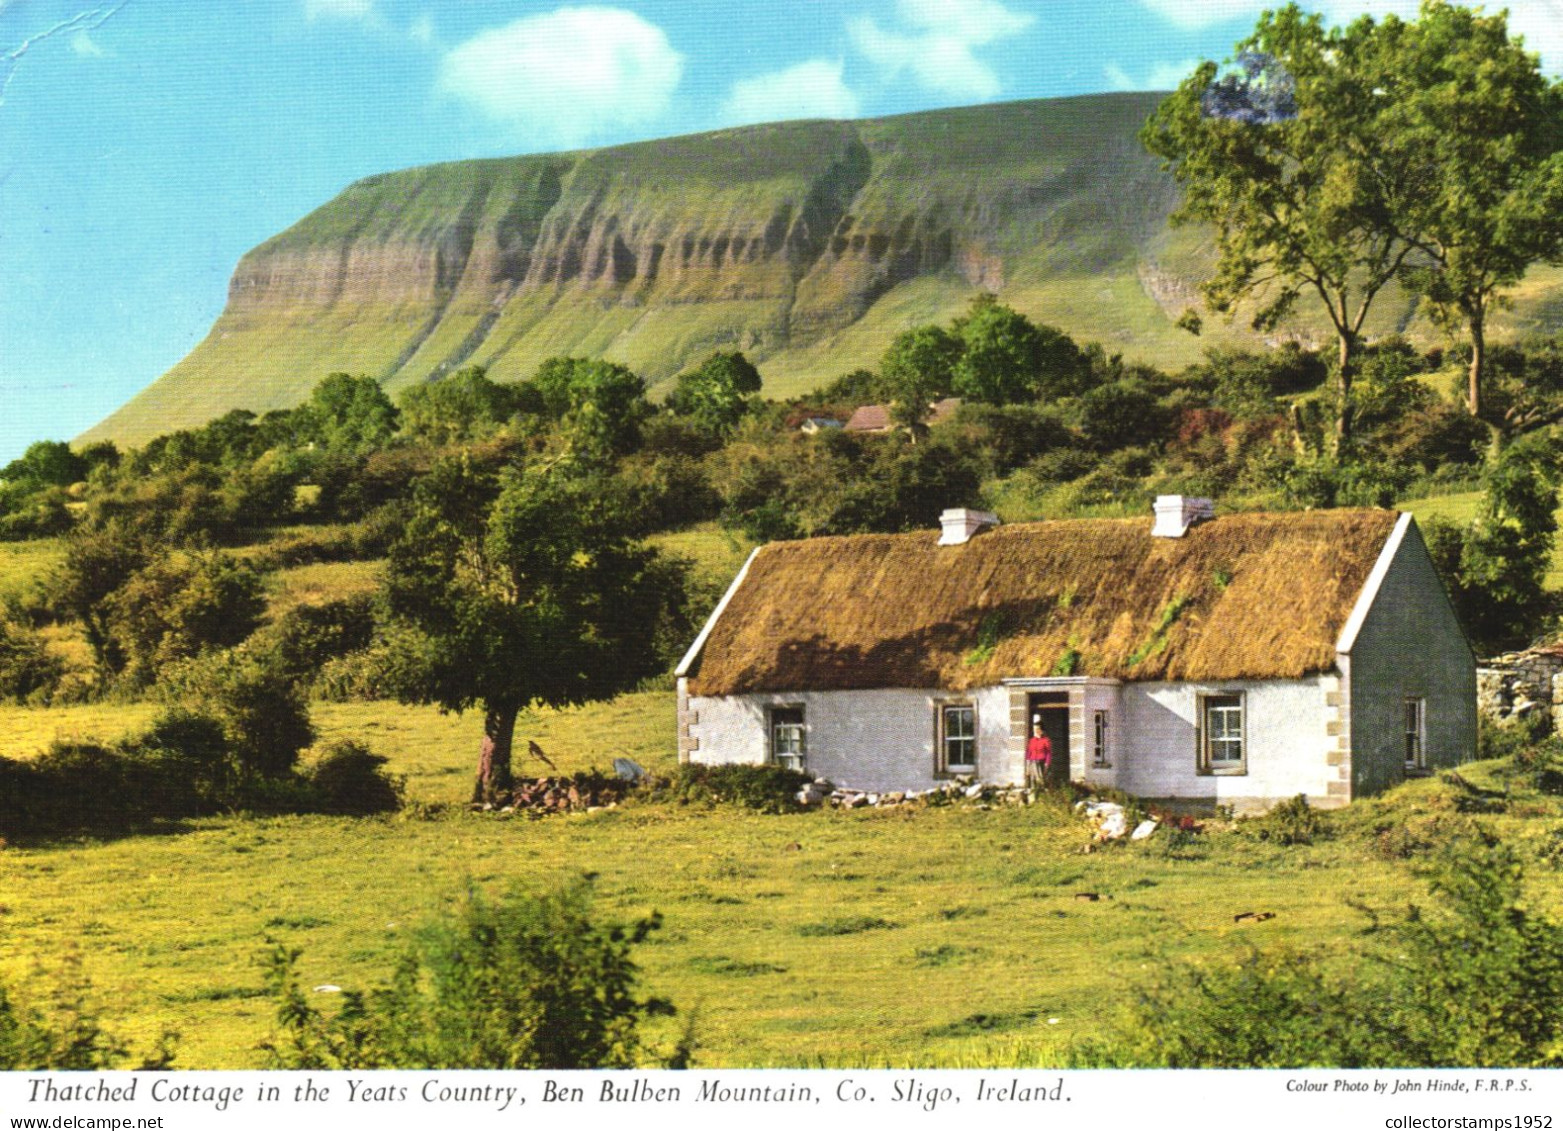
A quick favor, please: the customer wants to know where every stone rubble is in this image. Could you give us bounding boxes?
[1477,645,1563,730]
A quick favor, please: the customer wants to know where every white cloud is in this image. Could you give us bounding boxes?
[721,59,860,126]
[409,14,435,46]
[1507,1,1563,77]
[1104,58,1199,92]
[305,0,375,20]
[1133,1,1563,76]
[70,31,107,58]
[439,8,683,148]
[849,0,1033,101]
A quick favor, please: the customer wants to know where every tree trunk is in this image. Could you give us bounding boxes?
[1467,312,1485,419]
[1334,331,1355,454]
[473,700,519,805]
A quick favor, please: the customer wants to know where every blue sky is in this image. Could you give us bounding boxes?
[2,0,1561,464]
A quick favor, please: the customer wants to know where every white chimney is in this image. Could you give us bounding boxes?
[1152,495,1215,538]
[939,507,1000,545]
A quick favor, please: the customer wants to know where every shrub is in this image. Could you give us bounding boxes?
[176,650,315,779]
[0,618,63,703]
[263,596,377,685]
[1249,793,1326,845]
[306,741,403,815]
[263,882,675,1069]
[1106,832,1563,1067]
[649,764,812,813]
[0,954,174,1070]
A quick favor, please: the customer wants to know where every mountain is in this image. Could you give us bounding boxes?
[80,92,1563,447]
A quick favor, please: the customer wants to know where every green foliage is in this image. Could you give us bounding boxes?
[297,373,399,452]
[1109,832,1563,1067]
[175,649,316,780]
[263,882,674,1069]
[530,357,649,459]
[797,916,899,937]
[951,294,1089,403]
[667,351,763,436]
[1427,437,1559,652]
[1078,378,1168,451]
[1249,793,1325,845]
[0,954,170,1070]
[397,366,528,446]
[0,617,63,703]
[879,324,960,434]
[260,595,378,686]
[1369,3,1563,416]
[1199,344,1327,418]
[305,740,403,816]
[649,763,812,814]
[382,456,679,799]
[106,554,268,685]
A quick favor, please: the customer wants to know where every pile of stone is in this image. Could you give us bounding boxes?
[480,774,634,815]
[1075,798,1159,842]
[1477,644,1563,730]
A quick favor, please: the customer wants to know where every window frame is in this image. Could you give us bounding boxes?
[1197,691,1246,776]
[936,701,978,776]
[769,705,806,773]
[1092,709,1110,768]
[1404,696,1427,773]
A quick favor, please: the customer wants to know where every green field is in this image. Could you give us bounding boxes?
[2,684,1558,1069]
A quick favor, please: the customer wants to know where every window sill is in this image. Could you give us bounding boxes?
[1403,766,1432,778]
[1198,766,1247,777]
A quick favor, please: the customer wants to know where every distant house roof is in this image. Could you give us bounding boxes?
[843,404,892,432]
[843,398,961,433]
[682,509,1403,696]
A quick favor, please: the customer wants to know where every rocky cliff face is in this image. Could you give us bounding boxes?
[82,93,1218,446]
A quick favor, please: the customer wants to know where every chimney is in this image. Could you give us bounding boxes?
[1152,495,1215,538]
[939,507,1000,545]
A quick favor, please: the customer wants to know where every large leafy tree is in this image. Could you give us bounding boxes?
[1143,6,1417,448]
[382,457,674,803]
[1365,3,1563,420]
[950,294,1088,404]
[878,324,960,438]
[666,351,763,437]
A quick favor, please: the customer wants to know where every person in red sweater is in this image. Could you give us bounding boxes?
[1025,722,1052,787]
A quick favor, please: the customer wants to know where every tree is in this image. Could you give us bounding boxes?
[667,351,763,436]
[1143,8,1418,448]
[381,457,676,802]
[530,357,649,459]
[878,324,959,438]
[1366,3,1563,420]
[397,366,525,446]
[950,294,1088,404]
[299,373,399,451]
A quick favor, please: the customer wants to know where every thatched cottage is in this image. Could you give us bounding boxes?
[675,499,1475,812]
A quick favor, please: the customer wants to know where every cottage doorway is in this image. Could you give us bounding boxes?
[1027,692,1070,787]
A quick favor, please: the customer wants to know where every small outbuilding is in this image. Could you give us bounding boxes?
[675,499,1475,812]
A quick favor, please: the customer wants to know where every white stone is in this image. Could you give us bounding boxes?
[1130,819,1159,841]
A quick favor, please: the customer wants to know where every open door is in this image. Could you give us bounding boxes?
[1028,692,1070,787]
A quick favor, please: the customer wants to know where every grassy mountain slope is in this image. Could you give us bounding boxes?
[81,92,1563,446]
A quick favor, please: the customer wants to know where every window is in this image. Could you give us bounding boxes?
[1405,697,1426,772]
[1093,710,1110,767]
[1199,693,1245,774]
[939,703,976,774]
[770,707,805,772]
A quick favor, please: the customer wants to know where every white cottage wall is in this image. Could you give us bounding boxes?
[1115,676,1338,813]
[683,686,1012,792]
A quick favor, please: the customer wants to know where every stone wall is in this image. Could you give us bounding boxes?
[1476,647,1563,730]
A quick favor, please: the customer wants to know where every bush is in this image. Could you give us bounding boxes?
[0,954,174,1070]
[263,882,675,1069]
[0,618,63,703]
[1249,793,1326,845]
[649,763,812,813]
[174,650,315,779]
[305,741,403,815]
[1105,832,1563,1067]
[263,595,377,685]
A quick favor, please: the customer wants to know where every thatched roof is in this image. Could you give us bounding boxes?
[683,509,1402,696]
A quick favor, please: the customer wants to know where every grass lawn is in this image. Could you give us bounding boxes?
[3,688,1556,1070]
